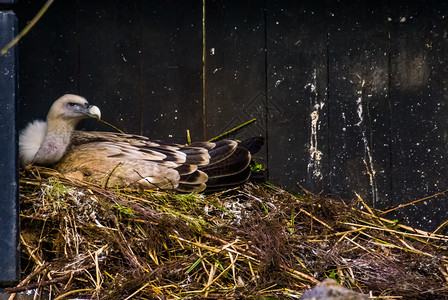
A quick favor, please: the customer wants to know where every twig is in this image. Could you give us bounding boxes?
[208,118,257,142]
[99,119,124,133]
[203,261,218,297]
[20,234,44,267]
[54,289,94,300]
[357,209,448,240]
[1,0,55,55]
[6,270,78,293]
[432,219,448,235]
[8,263,49,300]
[186,129,191,145]
[380,188,448,215]
[344,222,448,242]
[124,283,150,300]
[203,234,320,284]
[299,208,334,231]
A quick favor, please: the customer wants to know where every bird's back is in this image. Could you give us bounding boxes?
[56,131,251,192]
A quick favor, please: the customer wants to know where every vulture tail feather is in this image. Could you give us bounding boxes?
[175,164,198,176]
[176,182,207,193]
[204,167,252,192]
[178,170,208,185]
[189,141,216,150]
[207,140,238,164]
[200,147,251,178]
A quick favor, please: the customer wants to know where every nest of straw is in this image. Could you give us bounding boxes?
[7,166,448,299]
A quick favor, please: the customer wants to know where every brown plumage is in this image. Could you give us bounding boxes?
[19,94,252,192]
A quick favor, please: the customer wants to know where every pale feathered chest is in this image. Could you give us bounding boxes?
[19,120,73,165]
[19,120,48,165]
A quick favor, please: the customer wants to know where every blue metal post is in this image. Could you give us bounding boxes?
[0,9,19,284]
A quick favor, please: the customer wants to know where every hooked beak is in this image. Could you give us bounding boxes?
[86,105,101,120]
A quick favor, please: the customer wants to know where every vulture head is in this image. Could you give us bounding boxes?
[20,94,255,192]
[19,94,101,165]
[47,94,101,125]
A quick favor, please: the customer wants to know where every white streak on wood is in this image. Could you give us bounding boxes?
[305,69,324,181]
[355,80,378,206]
[308,104,324,180]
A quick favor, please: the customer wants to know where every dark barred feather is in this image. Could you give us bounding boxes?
[59,131,255,192]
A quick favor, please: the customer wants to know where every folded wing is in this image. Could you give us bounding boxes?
[56,131,251,192]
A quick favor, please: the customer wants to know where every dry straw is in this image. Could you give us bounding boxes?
[7,166,448,299]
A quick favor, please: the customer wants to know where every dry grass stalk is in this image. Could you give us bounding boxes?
[6,166,448,299]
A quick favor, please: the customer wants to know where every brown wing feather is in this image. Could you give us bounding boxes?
[200,147,251,178]
[58,131,251,192]
[204,167,252,192]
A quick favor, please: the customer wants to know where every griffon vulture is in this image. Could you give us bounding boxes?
[19,94,254,192]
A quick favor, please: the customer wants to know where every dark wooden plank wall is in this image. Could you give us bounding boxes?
[141,1,204,141]
[266,0,329,193]
[205,0,267,168]
[327,0,390,208]
[14,0,448,231]
[389,1,448,230]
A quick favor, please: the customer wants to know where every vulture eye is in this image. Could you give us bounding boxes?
[68,102,76,107]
